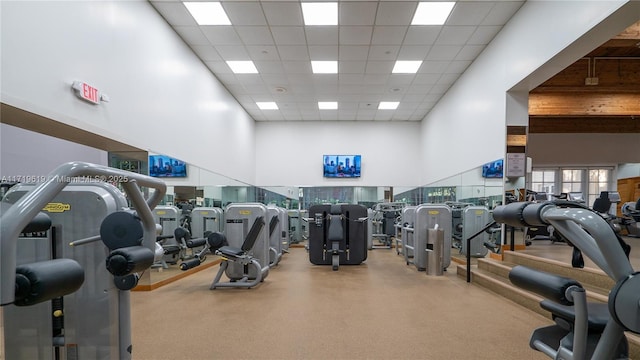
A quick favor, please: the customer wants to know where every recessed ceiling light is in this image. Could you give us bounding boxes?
[411,2,455,25]
[183,2,231,25]
[311,61,338,74]
[318,102,338,110]
[256,102,278,110]
[301,3,338,25]
[378,101,399,110]
[226,61,258,74]
[392,61,423,74]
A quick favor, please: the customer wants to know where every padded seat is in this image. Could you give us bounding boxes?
[217,246,245,257]
[540,300,610,331]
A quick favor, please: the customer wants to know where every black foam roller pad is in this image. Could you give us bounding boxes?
[186,238,206,248]
[100,211,143,250]
[14,258,85,306]
[106,246,154,277]
[22,211,52,233]
[207,232,228,251]
[509,265,582,306]
[492,202,530,227]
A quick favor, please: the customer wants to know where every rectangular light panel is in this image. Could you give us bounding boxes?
[183,2,232,25]
[301,3,338,26]
[392,60,423,74]
[378,101,399,110]
[318,102,338,110]
[226,61,259,74]
[257,102,279,110]
[411,2,455,25]
[311,61,338,74]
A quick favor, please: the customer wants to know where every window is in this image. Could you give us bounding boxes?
[562,169,583,193]
[588,168,612,206]
[531,170,555,195]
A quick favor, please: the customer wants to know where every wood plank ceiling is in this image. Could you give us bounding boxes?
[529,21,640,133]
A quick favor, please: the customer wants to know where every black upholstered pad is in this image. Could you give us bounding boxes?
[540,300,610,331]
[218,245,244,257]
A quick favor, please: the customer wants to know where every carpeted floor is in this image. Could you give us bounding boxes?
[130,248,548,360]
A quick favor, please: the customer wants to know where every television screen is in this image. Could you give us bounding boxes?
[323,155,361,178]
[149,155,187,178]
[481,159,503,178]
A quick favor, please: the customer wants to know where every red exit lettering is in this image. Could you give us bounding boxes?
[82,83,99,104]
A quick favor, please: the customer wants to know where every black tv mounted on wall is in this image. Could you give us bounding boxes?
[149,155,187,178]
[481,159,503,178]
[323,155,361,178]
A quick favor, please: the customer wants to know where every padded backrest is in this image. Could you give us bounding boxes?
[269,215,279,237]
[241,216,265,252]
[327,205,344,242]
[593,197,611,214]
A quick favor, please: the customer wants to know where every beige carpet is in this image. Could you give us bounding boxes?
[131,248,548,360]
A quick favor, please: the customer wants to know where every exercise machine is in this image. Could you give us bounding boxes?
[405,204,451,272]
[287,209,308,244]
[494,201,638,359]
[399,206,416,258]
[0,161,165,360]
[267,205,283,267]
[459,205,490,257]
[621,198,640,237]
[308,204,368,270]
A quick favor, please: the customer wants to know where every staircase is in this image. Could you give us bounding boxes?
[456,250,640,359]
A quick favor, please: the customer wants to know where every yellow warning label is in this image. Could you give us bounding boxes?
[475,210,484,215]
[157,211,166,215]
[239,210,251,215]
[428,210,439,215]
[43,203,71,213]
[201,211,209,215]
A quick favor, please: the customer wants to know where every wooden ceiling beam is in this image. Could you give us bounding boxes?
[529,116,640,133]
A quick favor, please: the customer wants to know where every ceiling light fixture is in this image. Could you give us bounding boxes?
[411,2,455,25]
[183,2,231,25]
[392,61,423,74]
[256,102,278,110]
[318,102,338,110]
[311,61,338,74]
[378,101,400,110]
[301,2,338,25]
[226,61,259,74]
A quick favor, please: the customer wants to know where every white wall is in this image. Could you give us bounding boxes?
[0,123,108,177]
[254,121,421,187]
[529,133,640,167]
[618,164,640,180]
[419,0,634,186]
[1,0,256,184]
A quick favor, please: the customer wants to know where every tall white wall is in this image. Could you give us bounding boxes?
[1,0,256,184]
[0,123,107,177]
[254,121,421,187]
[420,0,633,186]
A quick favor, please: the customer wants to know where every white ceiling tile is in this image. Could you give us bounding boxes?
[374,111,394,121]
[236,74,266,86]
[339,74,364,85]
[214,45,250,60]
[339,26,373,45]
[397,45,431,59]
[412,73,440,84]
[339,46,369,61]
[308,46,339,60]
[255,61,285,74]
[301,110,321,120]
[201,26,242,45]
[419,61,450,74]
[361,85,386,94]
[435,26,477,45]
[214,73,240,84]
[468,26,502,45]
[173,26,209,45]
[424,94,444,102]
[246,46,280,60]
[437,73,459,86]
[387,74,414,86]
[371,26,408,45]
[407,85,434,94]
[430,84,452,94]
[456,45,485,61]
[281,61,312,73]
[356,109,377,120]
[223,2,268,26]
[338,102,359,110]
[375,2,416,26]
[295,101,318,110]
[319,111,339,120]
[365,61,394,74]
[445,60,472,74]
[403,26,441,45]
[358,101,380,109]
[363,74,389,85]
[287,74,314,84]
[271,26,306,45]
[261,74,289,86]
[205,61,233,74]
[234,95,254,103]
[338,85,364,96]
[426,45,461,61]
[482,2,525,26]
[263,111,285,121]
[401,93,426,102]
[191,45,222,61]
[235,26,274,45]
[339,2,378,26]
[447,2,494,26]
[337,111,357,121]
[151,2,197,26]
[282,111,303,121]
[262,3,303,26]
[314,84,339,94]
[305,27,339,45]
[340,61,367,73]
[277,46,310,61]
[368,46,400,60]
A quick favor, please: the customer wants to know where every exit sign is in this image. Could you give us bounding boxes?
[71,81,101,105]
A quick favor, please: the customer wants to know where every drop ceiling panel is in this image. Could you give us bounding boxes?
[150,0,526,121]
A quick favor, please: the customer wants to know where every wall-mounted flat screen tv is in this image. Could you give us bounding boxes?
[482,159,504,178]
[323,155,361,178]
[149,155,187,178]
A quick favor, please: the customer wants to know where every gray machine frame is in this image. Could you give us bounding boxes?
[190,207,224,238]
[411,204,452,271]
[400,206,416,263]
[0,161,166,360]
[460,206,490,257]
[267,205,283,267]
